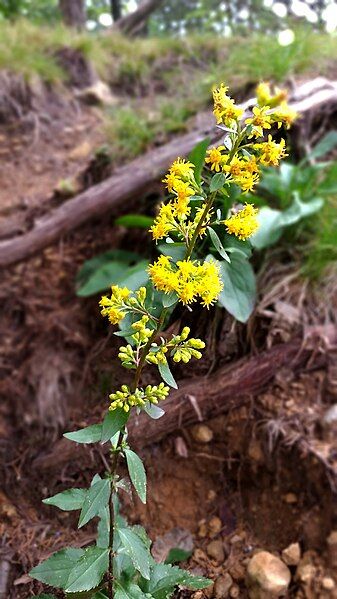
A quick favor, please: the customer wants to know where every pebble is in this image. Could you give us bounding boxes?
[296,561,316,585]
[214,574,233,598]
[206,539,225,562]
[229,585,240,598]
[322,577,335,591]
[209,516,223,536]
[247,551,291,598]
[284,493,298,504]
[282,542,301,566]
[191,424,214,443]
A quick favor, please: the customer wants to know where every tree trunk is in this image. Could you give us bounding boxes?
[59,0,86,28]
[115,0,162,35]
[111,0,122,22]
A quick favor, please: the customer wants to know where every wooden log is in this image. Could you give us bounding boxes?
[2,78,337,268]
[33,327,335,473]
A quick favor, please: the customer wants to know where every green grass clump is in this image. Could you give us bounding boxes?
[302,198,337,279]
[104,107,157,160]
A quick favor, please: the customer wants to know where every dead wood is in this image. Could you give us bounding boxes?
[2,78,337,269]
[33,325,336,473]
[114,0,163,35]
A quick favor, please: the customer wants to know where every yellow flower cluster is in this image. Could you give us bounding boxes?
[206,147,260,192]
[148,255,223,307]
[254,135,287,166]
[256,82,288,109]
[223,204,259,241]
[109,382,169,412]
[146,326,205,365]
[212,83,243,126]
[99,286,131,324]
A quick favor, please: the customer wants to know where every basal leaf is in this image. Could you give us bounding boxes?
[65,546,109,593]
[208,227,230,262]
[309,131,337,160]
[78,479,110,529]
[218,255,256,323]
[115,214,154,229]
[117,527,152,580]
[124,449,147,504]
[29,548,83,589]
[64,424,102,444]
[43,488,87,511]
[158,361,178,389]
[101,409,129,443]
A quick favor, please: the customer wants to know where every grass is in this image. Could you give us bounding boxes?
[302,198,337,279]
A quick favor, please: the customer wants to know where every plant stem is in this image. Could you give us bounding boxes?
[185,192,216,260]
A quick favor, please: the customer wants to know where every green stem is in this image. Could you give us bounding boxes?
[185,192,216,260]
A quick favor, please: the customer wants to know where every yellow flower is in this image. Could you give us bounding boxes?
[205,146,227,172]
[212,83,243,126]
[223,204,259,240]
[163,172,181,193]
[150,202,175,240]
[271,102,298,129]
[149,256,223,307]
[256,82,288,108]
[254,135,287,166]
[169,157,195,179]
[174,180,194,201]
[223,156,260,192]
[245,106,272,138]
[99,286,131,324]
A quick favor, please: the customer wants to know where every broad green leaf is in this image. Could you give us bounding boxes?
[64,424,102,444]
[43,488,87,511]
[208,227,230,262]
[218,255,256,323]
[279,194,323,226]
[76,250,140,287]
[309,131,337,160]
[97,506,109,548]
[165,548,192,564]
[319,163,337,194]
[124,449,146,504]
[118,261,149,291]
[77,259,148,297]
[101,409,129,443]
[143,403,165,419]
[114,581,145,599]
[161,291,178,308]
[65,547,109,593]
[118,528,152,580]
[78,479,110,528]
[157,242,186,262]
[65,591,107,598]
[188,137,210,183]
[115,214,154,229]
[250,207,283,249]
[210,172,226,192]
[29,548,83,589]
[145,563,212,599]
[158,361,178,389]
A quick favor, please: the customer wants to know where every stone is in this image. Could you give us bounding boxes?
[206,539,225,562]
[69,140,91,161]
[327,531,337,568]
[247,551,291,598]
[296,558,316,585]
[76,80,116,105]
[229,585,240,598]
[191,424,214,443]
[284,493,298,504]
[229,562,245,581]
[282,542,301,566]
[322,577,335,591]
[209,516,222,536]
[214,574,233,598]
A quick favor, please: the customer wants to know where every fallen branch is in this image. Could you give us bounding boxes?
[33,326,336,473]
[2,78,337,268]
[114,0,163,35]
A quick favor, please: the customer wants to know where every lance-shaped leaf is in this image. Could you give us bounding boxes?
[64,424,102,444]
[78,479,110,528]
[189,137,210,184]
[114,581,146,599]
[65,546,109,593]
[101,409,129,443]
[43,488,87,511]
[124,449,146,504]
[143,403,165,419]
[210,172,226,192]
[207,227,230,262]
[145,563,212,599]
[158,361,177,389]
[117,528,152,580]
[29,548,83,589]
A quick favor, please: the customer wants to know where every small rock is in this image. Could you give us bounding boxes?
[282,542,301,566]
[327,531,337,568]
[248,439,264,463]
[209,516,222,536]
[229,585,240,598]
[69,140,91,161]
[204,582,215,598]
[198,520,208,538]
[230,534,243,545]
[207,539,225,562]
[247,551,291,598]
[191,424,214,444]
[207,489,217,502]
[76,80,116,105]
[296,558,316,585]
[193,548,208,563]
[322,404,337,424]
[322,577,335,591]
[229,562,245,581]
[214,574,233,598]
[284,493,298,504]
[192,591,203,599]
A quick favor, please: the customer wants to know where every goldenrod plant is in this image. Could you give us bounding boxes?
[30,82,295,598]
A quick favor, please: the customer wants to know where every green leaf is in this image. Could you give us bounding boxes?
[165,548,192,564]
[218,255,256,323]
[208,227,230,262]
[157,242,186,262]
[65,547,109,593]
[250,207,283,250]
[309,131,337,160]
[210,172,226,192]
[161,291,178,308]
[145,563,212,599]
[143,403,165,419]
[101,409,129,443]
[97,506,110,548]
[33,595,57,599]
[29,548,83,589]
[114,581,145,599]
[188,137,210,183]
[78,479,111,528]
[43,488,87,511]
[115,214,154,229]
[76,250,140,287]
[158,361,178,389]
[117,528,152,580]
[64,424,102,444]
[118,261,149,291]
[124,449,147,504]
[77,259,148,297]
